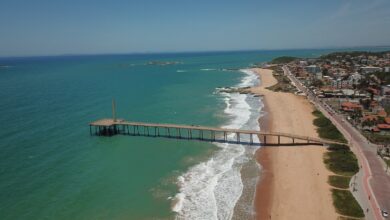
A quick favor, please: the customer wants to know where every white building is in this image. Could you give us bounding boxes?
[331,78,353,89]
[299,60,308,66]
[348,73,362,85]
[360,66,382,74]
[315,72,323,80]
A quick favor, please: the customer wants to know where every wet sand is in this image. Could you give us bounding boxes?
[251,68,337,220]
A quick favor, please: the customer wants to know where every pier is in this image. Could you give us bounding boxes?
[89,118,346,146]
[89,100,346,146]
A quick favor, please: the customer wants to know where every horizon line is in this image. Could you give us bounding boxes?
[1,45,390,59]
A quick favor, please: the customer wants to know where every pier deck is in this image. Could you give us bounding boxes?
[89,118,346,146]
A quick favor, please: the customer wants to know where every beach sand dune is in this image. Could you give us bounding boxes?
[251,68,337,220]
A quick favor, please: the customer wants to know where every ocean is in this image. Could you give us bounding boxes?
[0,48,388,219]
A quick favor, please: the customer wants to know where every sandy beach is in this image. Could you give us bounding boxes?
[251,68,337,220]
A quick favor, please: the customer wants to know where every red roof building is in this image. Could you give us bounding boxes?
[377,109,387,117]
[362,115,378,122]
[377,124,390,130]
[341,102,363,112]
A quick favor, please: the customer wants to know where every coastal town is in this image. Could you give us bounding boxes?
[268,52,390,162]
[255,51,390,219]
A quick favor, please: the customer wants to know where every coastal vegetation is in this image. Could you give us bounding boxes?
[328,175,351,189]
[312,110,347,143]
[270,56,298,64]
[324,147,359,176]
[332,189,365,218]
[266,66,297,93]
[312,110,364,218]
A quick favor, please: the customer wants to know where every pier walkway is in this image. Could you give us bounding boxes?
[89,118,346,146]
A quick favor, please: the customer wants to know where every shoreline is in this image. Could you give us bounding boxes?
[251,68,337,220]
[254,94,273,220]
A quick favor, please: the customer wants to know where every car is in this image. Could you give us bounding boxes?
[382,210,389,218]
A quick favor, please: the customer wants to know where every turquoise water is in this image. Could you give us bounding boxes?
[0,48,388,219]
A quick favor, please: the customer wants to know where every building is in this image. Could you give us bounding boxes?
[377,124,390,131]
[381,96,390,107]
[332,78,353,89]
[349,73,362,85]
[381,85,390,96]
[305,65,321,74]
[299,61,308,66]
[360,66,382,74]
[341,102,363,112]
[314,71,323,80]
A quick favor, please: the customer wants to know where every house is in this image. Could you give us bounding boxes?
[377,124,390,130]
[362,115,378,122]
[341,102,363,112]
[377,109,387,117]
[385,117,390,124]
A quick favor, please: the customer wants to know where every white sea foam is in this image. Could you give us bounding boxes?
[177,70,187,73]
[173,69,262,220]
[200,68,216,71]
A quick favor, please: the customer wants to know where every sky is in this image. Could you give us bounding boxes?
[1,0,390,57]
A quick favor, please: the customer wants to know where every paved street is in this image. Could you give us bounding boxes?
[283,66,390,220]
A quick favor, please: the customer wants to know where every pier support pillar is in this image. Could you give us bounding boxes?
[250,134,253,145]
[278,136,280,145]
[264,135,267,145]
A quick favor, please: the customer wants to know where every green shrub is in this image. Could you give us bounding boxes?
[328,175,351,189]
[332,189,365,218]
[312,111,346,143]
[324,151,359,176]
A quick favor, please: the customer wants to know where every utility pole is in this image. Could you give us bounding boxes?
[112,98,117,122]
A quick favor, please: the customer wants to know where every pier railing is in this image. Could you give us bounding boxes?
[89,118,346,146]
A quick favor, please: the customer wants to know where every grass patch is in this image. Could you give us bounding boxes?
[324,150,359,176]
[312,110,346,143]
[329,175,351,189]
[313,110,364,218]
[332,189,365,218]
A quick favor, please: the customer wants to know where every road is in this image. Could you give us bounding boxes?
[283,66,390,220]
